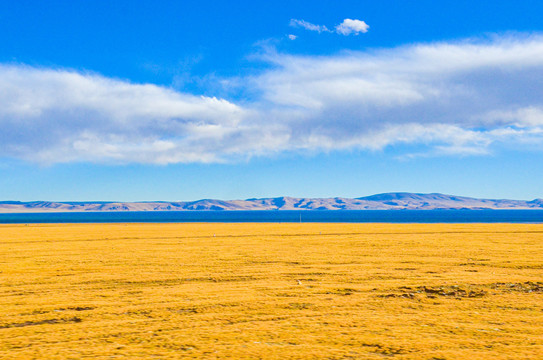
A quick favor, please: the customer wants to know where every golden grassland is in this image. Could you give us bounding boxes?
[0,222,542,359]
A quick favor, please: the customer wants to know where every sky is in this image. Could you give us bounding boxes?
[1,0,543,201]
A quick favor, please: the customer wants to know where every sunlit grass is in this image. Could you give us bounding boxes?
[0,223,542,359]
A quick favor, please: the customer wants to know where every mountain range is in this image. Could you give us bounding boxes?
[1,193,543,213]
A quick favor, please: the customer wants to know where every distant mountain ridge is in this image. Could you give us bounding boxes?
[1,193,543,213]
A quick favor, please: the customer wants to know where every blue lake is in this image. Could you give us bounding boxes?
[1,210,543,223]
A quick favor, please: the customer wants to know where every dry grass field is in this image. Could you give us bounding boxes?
[0,223,542,359]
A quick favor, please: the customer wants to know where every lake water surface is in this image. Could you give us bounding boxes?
[1,210,543,223]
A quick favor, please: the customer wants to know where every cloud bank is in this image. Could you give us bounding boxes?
[0,66,246,164]
[2,35,543,164]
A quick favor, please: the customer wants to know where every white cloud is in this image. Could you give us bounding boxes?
[250,36,543,154]
[287,34,297,40]
[0,65,247,164]
[2,35,543,164]
[480,106,543,127]
[335,19,369,35]
[289,19,330,33]
[290,18,369,36]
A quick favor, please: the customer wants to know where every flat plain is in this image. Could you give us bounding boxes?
[0,223,542,359]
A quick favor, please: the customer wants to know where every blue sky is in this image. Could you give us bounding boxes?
[1,0,543,201]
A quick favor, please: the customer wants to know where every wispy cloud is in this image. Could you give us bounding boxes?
[290,18,369,36]
[2,35,543,164]
[289,19,330,33]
